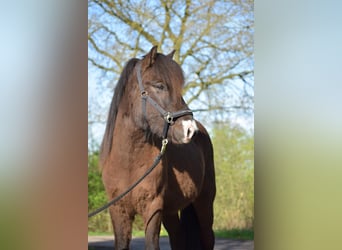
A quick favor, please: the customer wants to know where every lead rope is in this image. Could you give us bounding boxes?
[88,125,169,218]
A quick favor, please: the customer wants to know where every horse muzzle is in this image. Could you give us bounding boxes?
[171,118,198,144]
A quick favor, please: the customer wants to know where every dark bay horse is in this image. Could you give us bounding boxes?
[100,46,216,250]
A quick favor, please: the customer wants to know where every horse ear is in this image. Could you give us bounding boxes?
[142,45,158,69]
[167,50,176,59]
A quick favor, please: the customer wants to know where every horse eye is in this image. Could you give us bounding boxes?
[153,83,166,91]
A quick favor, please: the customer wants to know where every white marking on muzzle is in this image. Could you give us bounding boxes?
[181,120,198,143]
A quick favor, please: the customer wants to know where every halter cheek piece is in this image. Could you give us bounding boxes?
[136,62,193,150]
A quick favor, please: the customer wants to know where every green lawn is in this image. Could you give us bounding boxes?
[214,229,254,240]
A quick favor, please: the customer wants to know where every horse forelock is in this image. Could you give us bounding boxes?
[100,58,139,166]
[153,54,185,100]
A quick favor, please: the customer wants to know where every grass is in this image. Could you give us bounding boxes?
[88,231,112,236]
[214,229,253,240]
[132,226,169,237]
[88,228,253,240]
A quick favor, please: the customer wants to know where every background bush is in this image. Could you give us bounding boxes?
[212,122,254,230]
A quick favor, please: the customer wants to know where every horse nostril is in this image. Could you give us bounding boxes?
[187,127,194,138]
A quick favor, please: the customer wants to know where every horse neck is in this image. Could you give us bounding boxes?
[112,107,159,155]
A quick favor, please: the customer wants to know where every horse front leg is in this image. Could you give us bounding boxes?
[162,213,186,250]
[109,204,134,250]
[142,197,164,250]
[192,192,215,250]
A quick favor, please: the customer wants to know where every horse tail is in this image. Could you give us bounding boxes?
[180,204,202,250]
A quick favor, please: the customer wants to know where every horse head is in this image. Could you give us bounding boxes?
[131,46,197,144]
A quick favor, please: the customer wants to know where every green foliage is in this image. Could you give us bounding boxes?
[88,152,112,232]
[88,152,107,209]
[212,122,254,230]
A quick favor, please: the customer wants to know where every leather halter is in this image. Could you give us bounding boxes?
[136,62,193,139]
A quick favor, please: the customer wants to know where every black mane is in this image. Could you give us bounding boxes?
[100,58,139,164]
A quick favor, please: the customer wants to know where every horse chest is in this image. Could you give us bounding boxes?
[174,168,202,198]
[163,162,205,212]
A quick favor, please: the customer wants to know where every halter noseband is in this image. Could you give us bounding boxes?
[136,62,193,142]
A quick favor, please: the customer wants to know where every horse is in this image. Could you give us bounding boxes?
[99,46,216,250]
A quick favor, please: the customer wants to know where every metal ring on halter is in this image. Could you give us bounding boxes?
[164,112,174,124]
[141,91,148,97]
